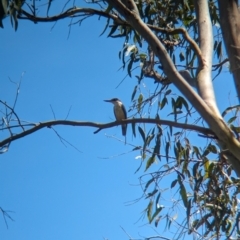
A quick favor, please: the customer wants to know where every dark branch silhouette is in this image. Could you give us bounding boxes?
[0,118,214,151]
[18,7,202,62]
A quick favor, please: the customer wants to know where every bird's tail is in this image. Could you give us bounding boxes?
[122,124,127,136]
[122,124,127,144]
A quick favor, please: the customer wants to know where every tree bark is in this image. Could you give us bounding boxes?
[218,0,240,101]
[194,0,221,117]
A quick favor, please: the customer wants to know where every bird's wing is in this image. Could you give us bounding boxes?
[122,104,127,119]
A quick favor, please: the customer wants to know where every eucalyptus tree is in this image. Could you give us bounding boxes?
[1,0,240,239]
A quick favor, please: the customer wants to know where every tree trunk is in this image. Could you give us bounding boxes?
[218,0,240,101]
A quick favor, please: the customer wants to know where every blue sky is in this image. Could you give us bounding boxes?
[0,7,160,240]
[0,2,238,240]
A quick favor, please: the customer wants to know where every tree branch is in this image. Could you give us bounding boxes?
[194,0,220,116]
[0,118,214,149]
[18,7,202,62]
[148,25,203,66]
[19,7,125,23]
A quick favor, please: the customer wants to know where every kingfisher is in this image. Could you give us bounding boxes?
[104,98,127,136]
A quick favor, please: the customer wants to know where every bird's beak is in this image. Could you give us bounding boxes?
[104,99,111,103]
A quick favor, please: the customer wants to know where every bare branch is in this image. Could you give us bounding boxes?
[0,207,14,229]
[148,25,203,66]
[18,7,125,24]
[18,7,203,62]
[0,118,214,149]
[51,127,82,153]
[0,100,24,131]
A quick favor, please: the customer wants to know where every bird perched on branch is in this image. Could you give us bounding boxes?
[104,98,127,137]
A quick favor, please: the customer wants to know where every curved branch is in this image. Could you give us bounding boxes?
[18,7,202,61]
[19,7,125,23]
[148,25,203,66]
[0,118,214,149]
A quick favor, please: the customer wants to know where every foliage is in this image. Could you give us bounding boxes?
[1,0,240,239]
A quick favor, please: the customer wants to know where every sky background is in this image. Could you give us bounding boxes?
[0,1,237,240]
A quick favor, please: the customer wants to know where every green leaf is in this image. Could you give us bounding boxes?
[137,93,143,112]
[122,46,128,69]
[205,143,218,154]
[132,146,141,151]
[145,156,155,171]
[186,199,191,224]
[139,53,147,61]
[127,58,134,78]
[150,205,163,223]
[155,192,161,205]
[171,179,178,188]
[9,7,17,31]
[99,18,110,37]
[165,89,172,96]
[184,0,190,10]
[144,178,155,192]
[192,162,199,178]
[107,24,118,37]
[222,104,240,117]
[155,217,161,227]
[172,53,176,64]
[178,174,188,208]
[178,96,189,113]
[231,125,240,133]
[133,31,142,47]
[171,98,178,121]
[206,162,215,179]
[131,85,138,101]
[179,182,188,208]
[0,0,8,28]
[160,97,168,110]
[147,200,153,222]
[144,3,151,18]
[213,40,218,51]
[14,0,24,10]
[146,133,155,146]
[146,189,158,198]
[174,145,179,162]
[131,118,136,138]
[175,97,183,109]
[169,125,173,136]
[192,146,201,159]
[138,126,145,142]
[104,3,113,13]
[216,41,222,59]
[179,52,185,61]
[228,116,237,124]
[13,10,18,31]
[168,110,183,116]
[165,141,170,163]
[154,134,161,161]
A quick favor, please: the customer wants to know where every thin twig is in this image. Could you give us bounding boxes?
[0,207,15,229]
[0,100,25,131]
[51,127,82,153]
